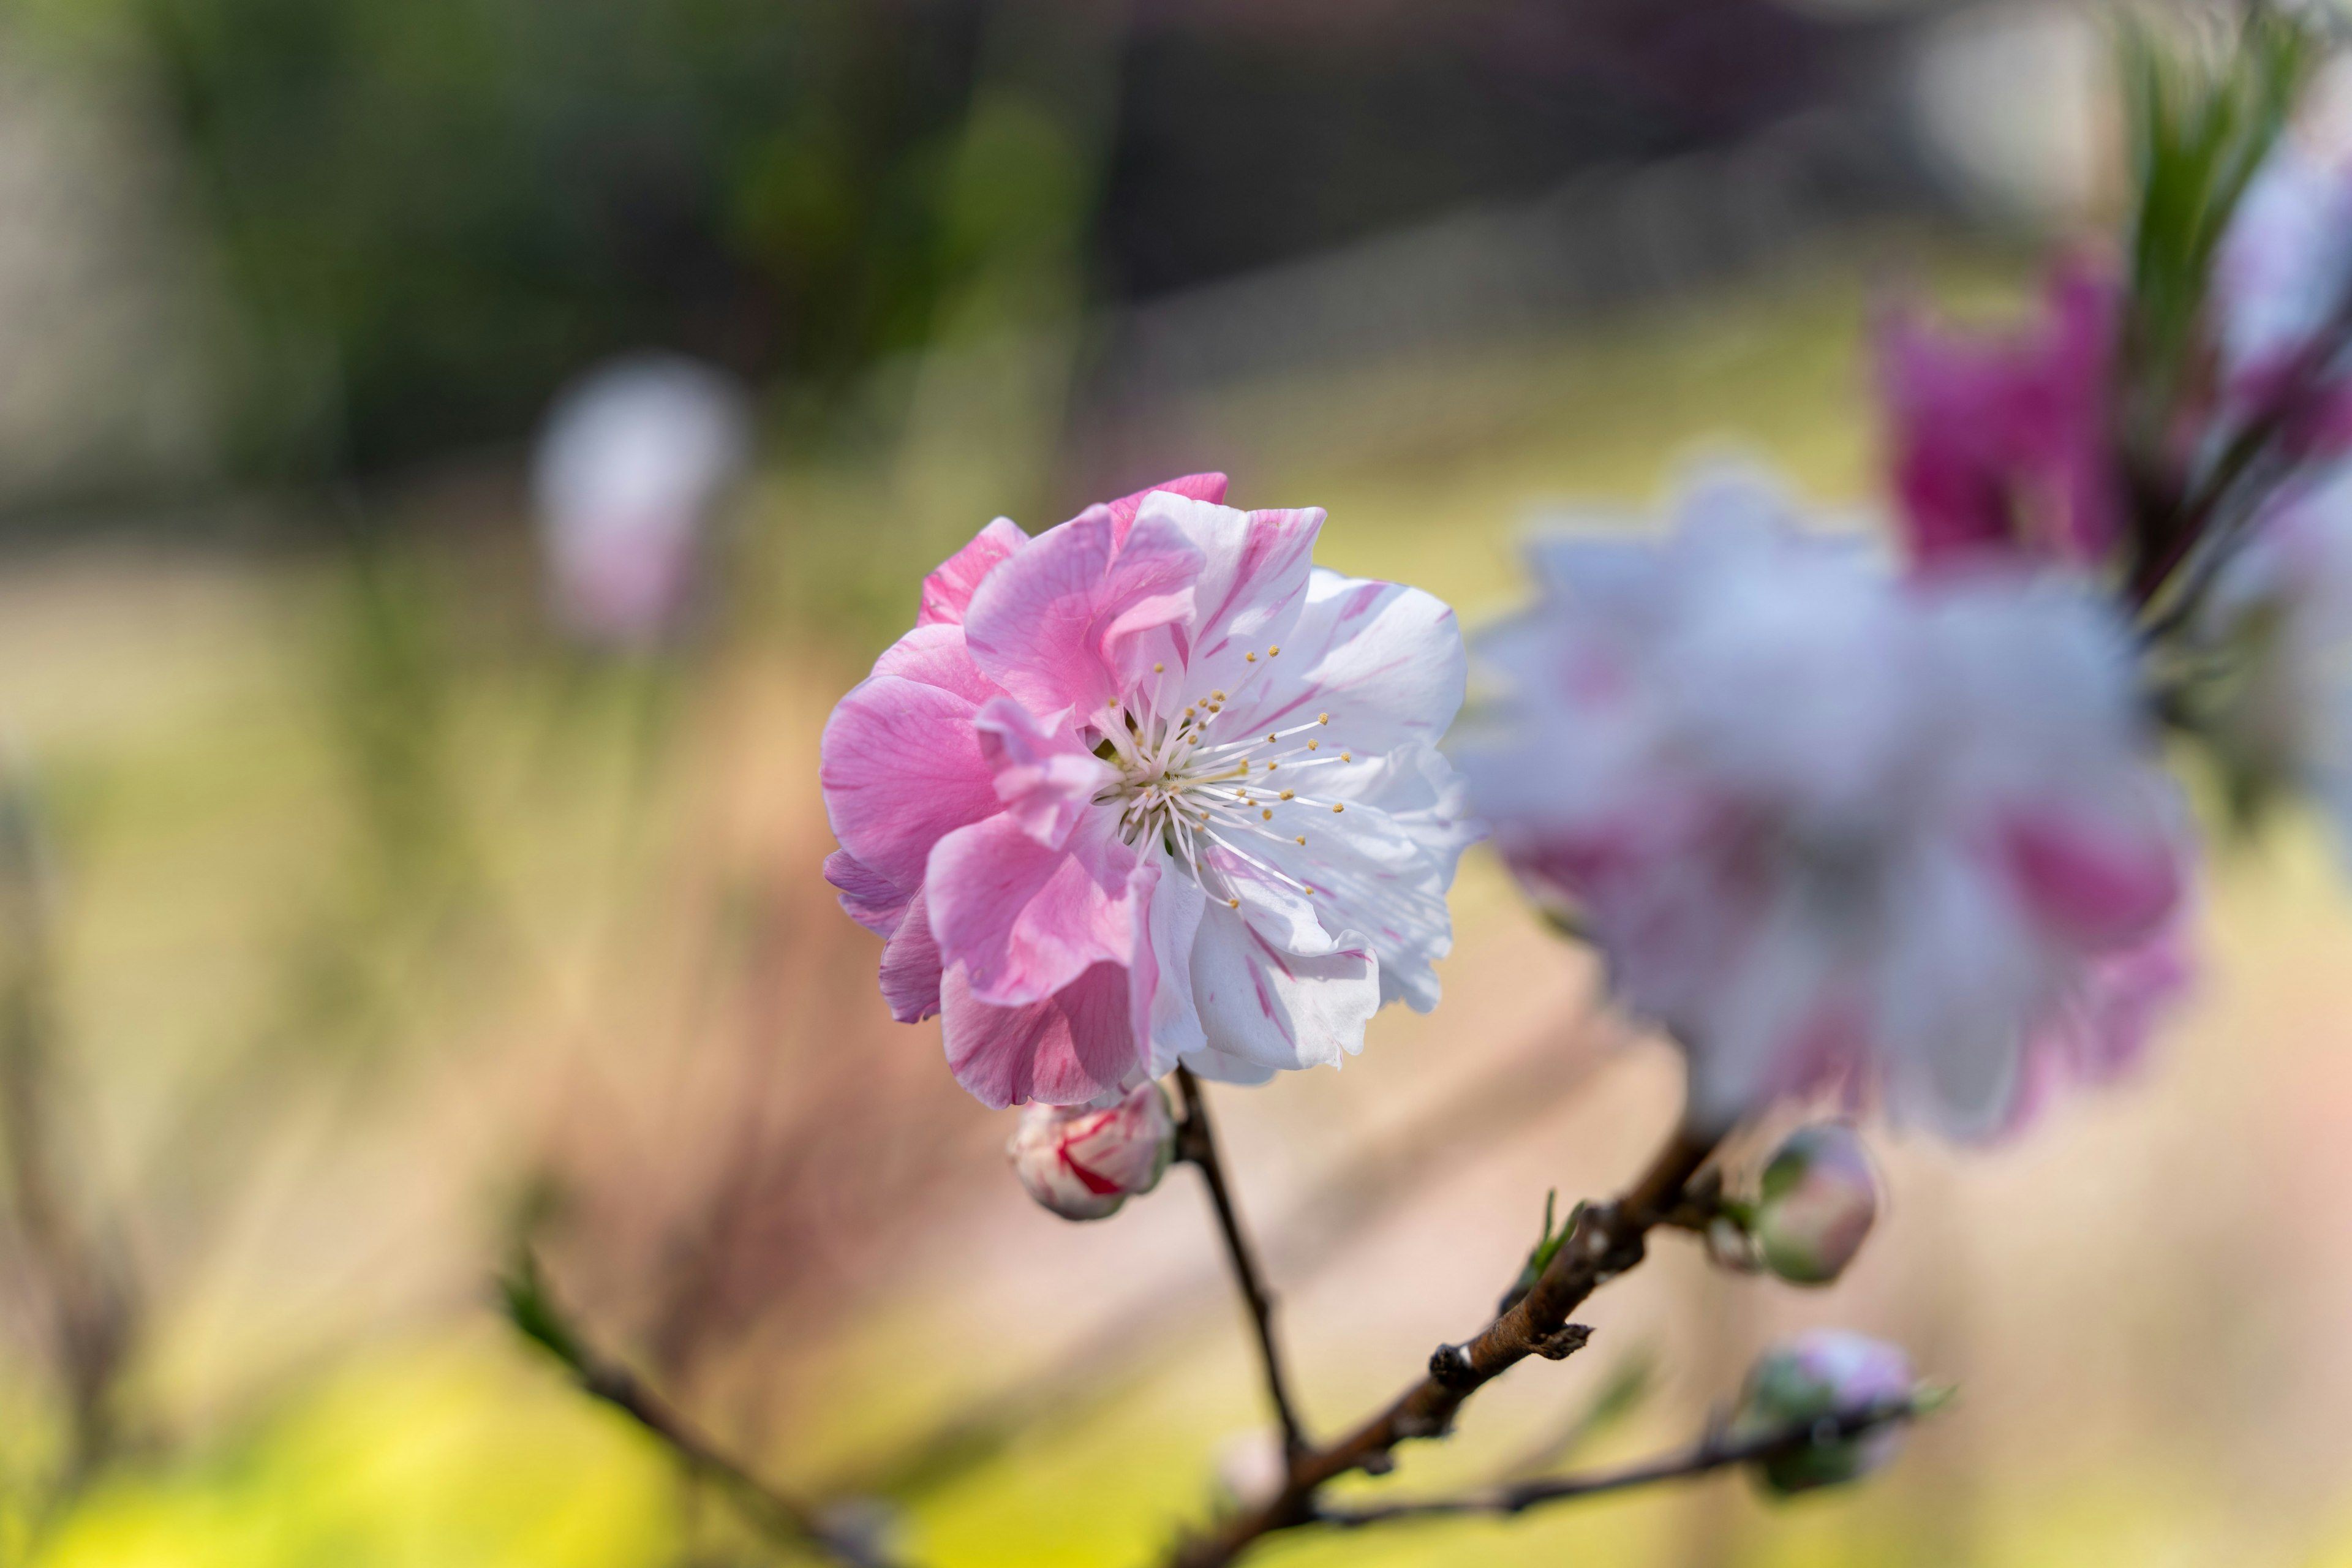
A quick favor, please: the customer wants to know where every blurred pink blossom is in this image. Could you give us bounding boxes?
[1460,472,2188,1138]
[532,355,752,646]
[1877,265,2122,571]
[821,474,1477,1108]
[1006,1082,1175,1220]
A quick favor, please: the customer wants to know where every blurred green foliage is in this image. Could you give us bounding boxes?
[2120,5,2315,398]
[119,0,997,473]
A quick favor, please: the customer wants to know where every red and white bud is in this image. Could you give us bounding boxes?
[1728,1330,1915,1495]
[1007,1082,1175,1221]
[1752,1122,1879,1286]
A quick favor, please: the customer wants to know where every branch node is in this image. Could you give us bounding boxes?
[1427,1341,1480,1390]
[1531,1323,1594,1362]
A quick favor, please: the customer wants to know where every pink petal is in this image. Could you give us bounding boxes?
[1877,262,2122,571]
[873,623,1000,705]
[824,848,908,938]
[2003,811,2182,945]
[925,810,1140,1007]
[820,674,1001,900]
[975,696,1115,848]
[1098,472,1229,546]
[919,517,1030,627]
[942,960,1144,1109]
[878,883,944,1022]
[962,510,1205,717]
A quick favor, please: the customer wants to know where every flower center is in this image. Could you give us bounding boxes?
[1088,653,1353,907]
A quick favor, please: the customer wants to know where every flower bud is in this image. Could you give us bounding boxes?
[1007,1082,1175,1221]
[1728,1330,1915,1496]
[1752,1123,1878,1286]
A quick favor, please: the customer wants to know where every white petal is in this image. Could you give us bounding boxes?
[1136,856,1208,1077]
[1214,567,1466,756]
[1186,902,1379,1072]
[1251,744,1474,1011]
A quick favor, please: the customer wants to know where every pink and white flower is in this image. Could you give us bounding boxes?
[1007,1082,1175,1220]
[821,473,1476,1109]
[1459,472,2188,1138]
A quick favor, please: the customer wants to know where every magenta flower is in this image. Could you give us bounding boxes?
[1006,1082,1175,1221]
[821,474,1476,1108]
[1458,472,2188,1138]
[1877,265,2122,571]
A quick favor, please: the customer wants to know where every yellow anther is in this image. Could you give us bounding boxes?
[1245,652,1257,663]
[1308,741,1319,751]
[1341,752,1352,762]
[1153,662,1166,673]
[1332,804,1344,813]
[1317,713,1329,724]
[1267,762,1279,771]
[1266,733,1278,744]
[1268,646,1281,656]
[1294,835,1306,845]
[1261,809,1273,821]
[1279,790,1294,801]
[1227,897,1240,909]
[1213,690,1227,700]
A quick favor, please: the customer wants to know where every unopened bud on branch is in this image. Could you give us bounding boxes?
[1007,1082,1175,1221]
[1753,1123,1878,1286]
[1730,1330,1916,1495]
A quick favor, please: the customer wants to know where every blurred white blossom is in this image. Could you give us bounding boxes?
[532,354,752,646]
[1460,472,2188,1139]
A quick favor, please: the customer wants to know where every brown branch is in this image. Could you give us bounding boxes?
[502,1255,905,1568]
[1174,1066,1308,1459]
[1167,1121,1720,1568]
[0,771,135,1499]
[1314,1398,1926,1530]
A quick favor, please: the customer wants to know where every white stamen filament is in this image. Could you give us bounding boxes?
[1087,657,1345,902]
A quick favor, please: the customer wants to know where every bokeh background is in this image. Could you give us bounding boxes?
[0,1,2343,1564]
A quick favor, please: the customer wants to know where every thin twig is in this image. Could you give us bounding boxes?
[0,767,135,1501]
[1314,1398,1925,1529]
[1167,1121,1721,1568]
[501,1254,905,1568]
[1174,1066,1308,1458]
[834,1011,1618,1501]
